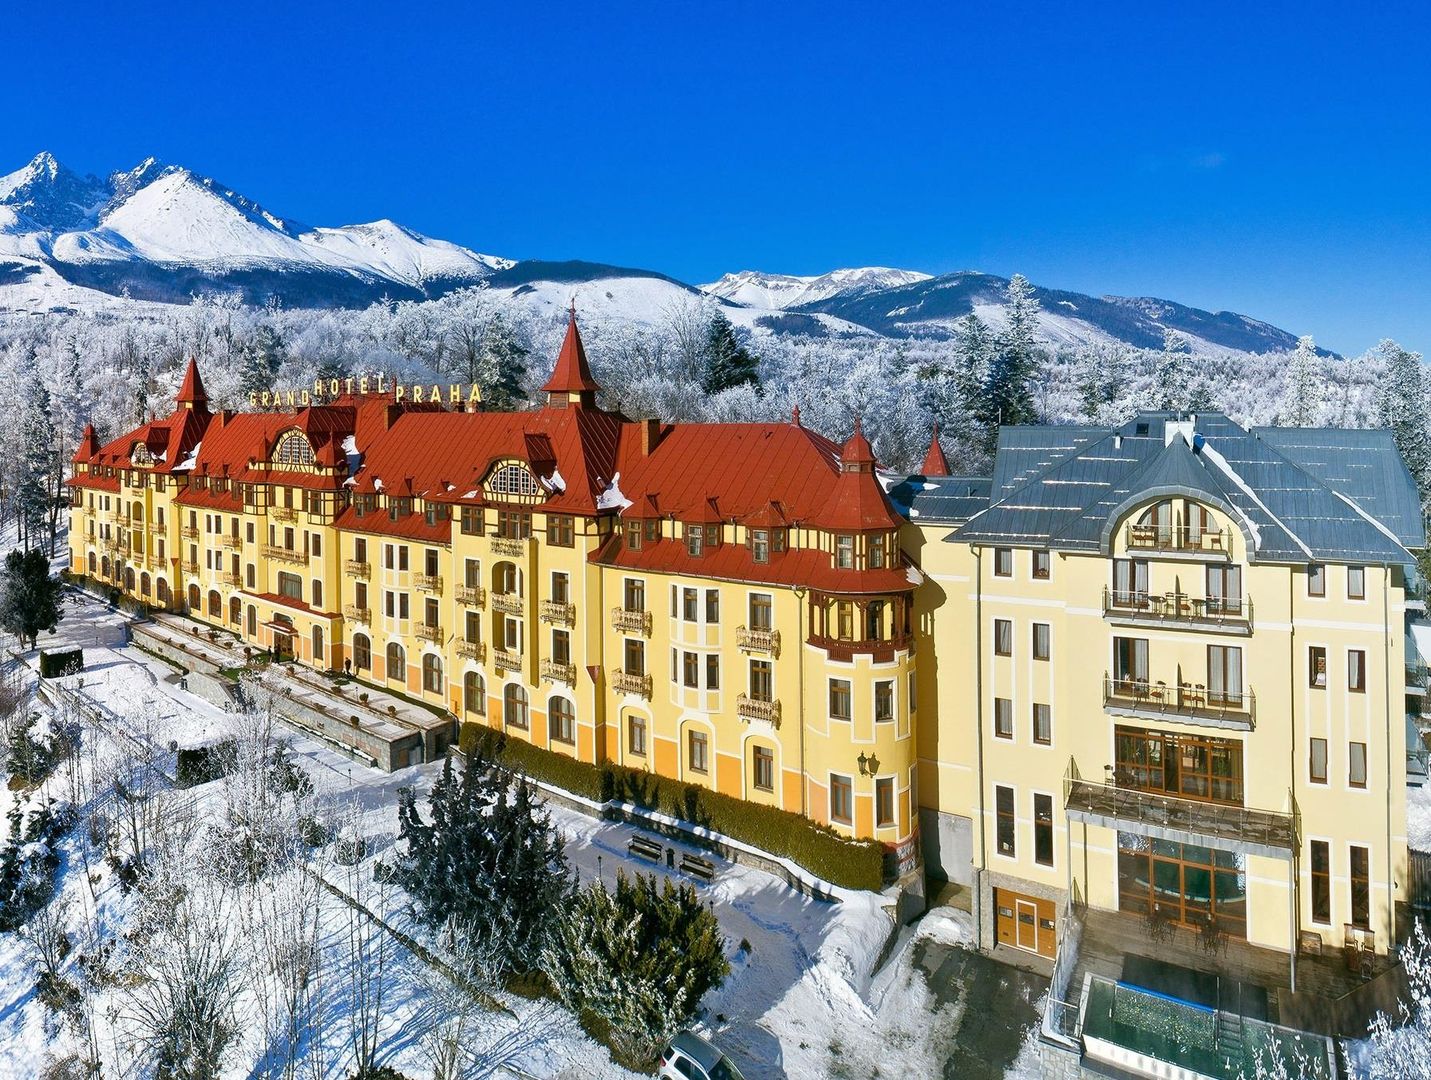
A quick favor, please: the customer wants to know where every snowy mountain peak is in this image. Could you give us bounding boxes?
[702,266,932,309]
[0,151,107,231]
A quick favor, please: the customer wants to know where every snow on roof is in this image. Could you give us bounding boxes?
[596,472,632,511]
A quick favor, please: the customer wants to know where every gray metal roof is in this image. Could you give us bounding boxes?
[950,412,1419,565]
[888,474,992,526]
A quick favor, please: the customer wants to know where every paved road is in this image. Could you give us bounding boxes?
[913,940,1048,1079]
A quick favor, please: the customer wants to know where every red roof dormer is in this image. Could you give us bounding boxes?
[839,417,877,469]
[73,423,100,465]
[176,357,209,412]
[815,418,905,531]
[542,306,602,408]
[921,424,950,477]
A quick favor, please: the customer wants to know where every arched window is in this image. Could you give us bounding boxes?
[386,642,406,681]
[131,500,143,521]
[487,463,540,498]
[187,583,200,610]
[101,556,110,579]
[464,671,486,715]
[124,568,136,592]
[504,684,529,730]
[140,572,151,597]
[246,604,256,636]
[422,653,443,693]
[273,430,316,467]
[313,625,325,667]
[353,633,372,671]
[208,590,221,617]
[157,579,170,608]
[549,695,575,745]
[230,597,241,624]
[87,552,97,574]
[494,562,522,596]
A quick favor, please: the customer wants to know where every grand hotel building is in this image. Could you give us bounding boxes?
[67,315,1422,976]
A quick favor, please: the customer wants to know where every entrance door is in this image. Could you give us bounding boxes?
[1015,899,1039,951]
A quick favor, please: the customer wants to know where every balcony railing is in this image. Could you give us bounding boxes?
[541,658,577,685]
[493,649,523,673]
[612,670,653,698]
[343,605,371,624]
[611,607,653,635]
[344,559,371,579]
[736,694,782,726]
[181,526,200,540]
[540,600,576,626]
[456,585,487,608]
[270,506,298,523]
[736,625,781,656]
[415,574,443,595]
[808,633,912,663]
[1104,674,1255,730]
[1064,771,1295,859]
[262,544,308,565]
[492,591,524,615]
[180,560,200,575]
[1102,588,1251,632]
[221,534,243,550]
[416,623,443,644]
[456,639,486,662]
[218,571,242,588]
[491,536,529,558]
[1124,523,1232,557]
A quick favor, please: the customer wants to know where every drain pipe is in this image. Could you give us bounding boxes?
[796,584,808,817]
[972,544,988,949]
[1288,568,1298,993]
[1383,564,1394,950]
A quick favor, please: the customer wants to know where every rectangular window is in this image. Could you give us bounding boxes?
[1032,622,1050,661]
[830,774,853,825]
[1348,649,1366,692]
[1308,563,1326,597]
[751,529,769,564]
[628,716,646,756]
[1310,646,1327,688]
[1349,741,1367,788]
[876,777,895,828]
[1113,558,1150,603]
[829,679,852,722]
[548,514,574,547]
[464,558,481,588]
[994,547,1013,577]
[398,546,409,571]
[1348,565,1365,600]
[312,579,324,609]
[909,672,917,716]
[688,731,708,774]
[706,589,719,623]
[869,535,886,569]
[996,785,1015,857]
[836,535,854,569]
[278,572,302,600]
[1207,644,1243,706]
[683,651,699,688]
[1310,737,1328,784]
[552,629,571,666]
[1350,845,1370,929]
[994,697,1013,739]
[626,520,642,550]
[551,572,570,605]
[464,610,480,642]
[1032,550,1050,579]
[753,746,774,792]
[749,660,773,702]
[1311,840,1331,923]
[1032,703,1052,745]
[460,506,482,536]
[1034,793,1054,867]
[874,680,894,723]
[993,618,1012,656]
[624,638,645,676]
[706,654,720,690]
[686,525,704,557]
[424,548,439,577]
[504,616,520,650]
[683,588,698,622]
[311,533,322,558]
[423,597,438,626]
[749,593,773,630]
[624,578,645,611]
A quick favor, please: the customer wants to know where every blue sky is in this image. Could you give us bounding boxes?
[9,1,1431,355]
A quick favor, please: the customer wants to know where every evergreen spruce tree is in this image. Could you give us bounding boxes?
[701,311,760,394]
[238,324,285,400]
[16,376,57,554]
[478,313,529,411]
[1280,335,1324,426]
[1375,339,1431,507]
[0,549,63,649]
[981,274,1043,443]
[1157,328,1196,412]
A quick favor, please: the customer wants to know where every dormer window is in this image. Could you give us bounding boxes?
[836,535,854,569]
[644,519,660,543]
[487,463,540,499]
[686,524,704,557]
[626,520,643,550]
[752,529,770,564]
[274,431,316,468]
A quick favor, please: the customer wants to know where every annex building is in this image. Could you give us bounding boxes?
[68,314,1426,1059]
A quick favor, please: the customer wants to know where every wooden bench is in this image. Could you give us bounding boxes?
[680,852,716,883]
[628,834,663,863]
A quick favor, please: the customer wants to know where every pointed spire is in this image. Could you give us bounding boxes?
[839,415,876,467]
[921,423,950,477]
[542,307,602,406]
[176,357,208,411]
[72,423,99,464]
[791,403,802,427]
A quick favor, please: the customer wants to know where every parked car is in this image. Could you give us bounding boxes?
[657,1030,745,1080]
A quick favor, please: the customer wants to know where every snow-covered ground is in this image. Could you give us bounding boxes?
[0,596,998,1078]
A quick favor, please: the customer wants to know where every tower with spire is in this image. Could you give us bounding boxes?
[541,305,602,409]
[175,357,210,413]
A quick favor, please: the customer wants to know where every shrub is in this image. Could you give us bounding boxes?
[38,649,84,678]
[458,723,887,891]
[0,803,71,931]
[175,740,236,789]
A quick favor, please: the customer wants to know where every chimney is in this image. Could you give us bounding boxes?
[641,417,662,455]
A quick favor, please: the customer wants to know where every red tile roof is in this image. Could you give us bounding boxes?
[920,425,950,477]
[176,357,208,409]
[72,424,99,465]
[333,506,452,542]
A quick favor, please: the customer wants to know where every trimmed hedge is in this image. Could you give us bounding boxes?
[38,649,84,678]
[459,723,887,892]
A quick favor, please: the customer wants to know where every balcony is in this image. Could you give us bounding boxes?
[218,571,242,588]
[491,536,529,558]
[416,623,443,644]
[415,574,443,595]
[493,649,523,673]
[540,600,576,626]
[1407,661,1428,698]
[343,605,371,624]
[736,694,782,727]
[456,639,486,662]
[736,625,781,656]
[492,591,524,615]
[1104,675,1255,731]
[1064,772,1295,860]
[541,658,577,686]
[611,607,653,635]
[456,585,487,607]
[1102,588,1251,634]
[344,559,371,579]
[808,633,912,664]
[1124,523,1232,559]
[221,534,243,550]
[181,526,200,540]
[180,560,200,575]
[262,544,309,566]
[270,506,298,523]
[612,670,653,698]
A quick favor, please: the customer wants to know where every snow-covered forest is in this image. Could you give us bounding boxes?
[0,275,1427,556]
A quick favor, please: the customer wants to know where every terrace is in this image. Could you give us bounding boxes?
[1104,675,1256,731]
[1103,587,1252,635]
